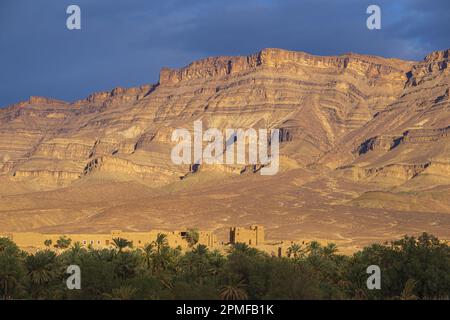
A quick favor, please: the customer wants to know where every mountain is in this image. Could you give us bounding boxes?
[1,48,449,251]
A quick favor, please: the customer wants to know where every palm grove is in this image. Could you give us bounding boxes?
[0,231,449,300]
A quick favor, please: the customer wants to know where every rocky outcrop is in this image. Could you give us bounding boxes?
[321,47,450,185]
[340,163,432,183]
[159,48,410,85]
[355,126,450,156]
[355,135,402,155]
[406,49,449,87]
[0,47,449,192]
[13,169,80,181]
[74,85,154,105]
[83,156,180,185]
[33,139,94,160]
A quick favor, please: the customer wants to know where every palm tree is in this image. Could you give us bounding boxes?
[152,233,168,254]
[43,239,52,248]
[0,238,25,300]
[112,238,133,253]
[149,234,169,273]
[323,243,338,257]
[306,241,322,256]
[192,244,208,255]
[0,238,20,253]
[399,279,418,300]
[207,249,225,276]
[54,236,72,250]
[0,254,24,300]
[71,241,82,251]
[142,243,155,270]
[232,242,250,252]
[184,229,199,247]
[106,286,138,300]
[66,241,84,261]
[287,243,304,258]
[219,277,248,300]
[230,242,262,256]
[25,250,57,299]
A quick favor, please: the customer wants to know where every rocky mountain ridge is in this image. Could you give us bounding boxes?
[0,48,449,249]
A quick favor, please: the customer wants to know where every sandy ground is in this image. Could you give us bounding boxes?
[1,168,449,253]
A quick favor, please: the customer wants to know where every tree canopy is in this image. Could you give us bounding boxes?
[0,233,448,300]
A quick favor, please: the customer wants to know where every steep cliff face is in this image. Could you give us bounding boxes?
[1,48,450,244]
[151,48,413,169]
[0,48,416,186]
[321,49,450,190]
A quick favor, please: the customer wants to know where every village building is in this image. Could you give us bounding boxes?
[1,225,308,257]
[0,229,216,252]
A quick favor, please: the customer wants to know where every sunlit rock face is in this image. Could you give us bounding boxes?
[0,48,449,251]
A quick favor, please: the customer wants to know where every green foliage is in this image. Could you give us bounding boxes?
[263,260,323,299]
[44,239,52,247]
[25,250,60,299]
[0,237,26,299]
[54,236,72,250]
[219,276,248,300]
[344,233,450,300]
[0,233,449,300]
[106,286,138,300]
[184,229,200,247]
[112,238,133,252]
[287,243,305,259]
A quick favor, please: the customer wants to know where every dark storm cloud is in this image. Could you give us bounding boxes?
[0,0,449,107]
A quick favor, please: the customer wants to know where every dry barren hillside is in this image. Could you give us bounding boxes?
[1,48,449,251]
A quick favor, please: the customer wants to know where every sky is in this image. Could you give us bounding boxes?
[0,0,449,107]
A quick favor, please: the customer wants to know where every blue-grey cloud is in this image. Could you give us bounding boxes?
[0,0,449,107]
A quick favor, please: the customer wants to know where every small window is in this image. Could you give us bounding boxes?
[105,240,109,245]
[97,240,101,245]
[90,240,94,245]
[83,240,86,245]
